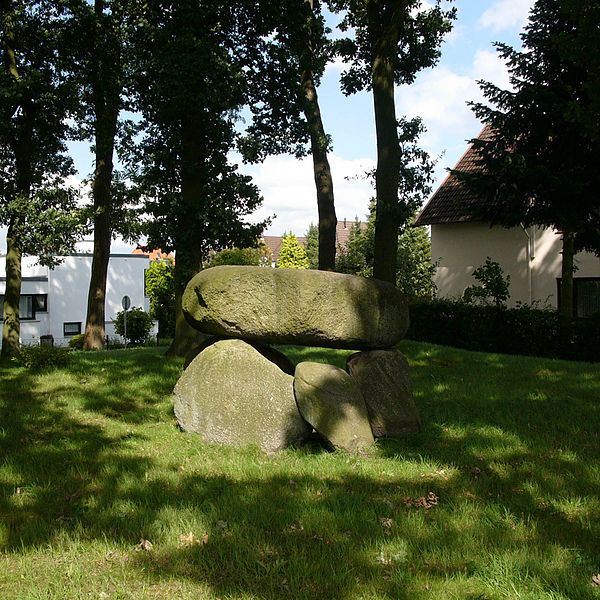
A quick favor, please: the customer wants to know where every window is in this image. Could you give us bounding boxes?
[63,322,81,336]
[0,294,47,320]
[33,294,47,313]
[576,279,600,317]
[557,278,600,318]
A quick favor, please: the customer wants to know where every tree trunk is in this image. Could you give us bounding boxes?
[83,0,120,350]
[82,112,117,350]
[296,0,336,271]
[558,228,575,348]
[1,5,31,360]
[166,117,206,357]
[368,0,401,284]
[165,243,207,358]
[301,67,337,271]
[1,219,23,360]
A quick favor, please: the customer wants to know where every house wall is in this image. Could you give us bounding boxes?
[431,222,600,308]
[0,253,154,346]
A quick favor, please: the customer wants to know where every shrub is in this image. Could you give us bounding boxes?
[18,344,71,370]
[114,307,154,345]
[407,299,597,362]
[463,257,511,306]
[145,259,176,338]
[277,233,309,269]
[208,247,267,268]
[68,334,85,350]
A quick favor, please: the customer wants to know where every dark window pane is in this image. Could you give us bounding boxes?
[34,295,47,312]
[577,280,600,318]
[63,322,81,336]
[19,295,33,319]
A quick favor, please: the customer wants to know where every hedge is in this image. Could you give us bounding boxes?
[407,299,600,362]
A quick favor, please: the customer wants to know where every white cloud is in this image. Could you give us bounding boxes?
[478,0,534,33]
[393,46,511,184]
[324,54,350,75]
[472,48,512,89]
[240,153,375,236]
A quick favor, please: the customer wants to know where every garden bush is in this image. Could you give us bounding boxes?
[18,344,71,370]
[68,334,85,350]
[114,307,154,345]
[407,299,598,362]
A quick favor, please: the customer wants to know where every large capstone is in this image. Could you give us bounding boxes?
[294,361,374,452]
[182,266,408,349]
[174,339,311,453]
[346,350,421,437]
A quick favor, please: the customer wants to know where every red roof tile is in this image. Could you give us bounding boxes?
[415,126,494,226]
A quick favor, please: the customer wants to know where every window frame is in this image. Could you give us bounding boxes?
[556,277,600,318]
[0,293,48,321]
[63,321,82,336]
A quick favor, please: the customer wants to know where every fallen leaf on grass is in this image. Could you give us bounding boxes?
[379,517,394,528]
[135,539,153,552]
[179,532,209,547]
[592,574,600,587]
[404,491,439,509]
[215,520,228,531]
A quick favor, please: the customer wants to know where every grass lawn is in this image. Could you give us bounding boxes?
[1,341,599,599]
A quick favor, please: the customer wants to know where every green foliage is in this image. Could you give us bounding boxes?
[335,219,373,278]
[336,203,435,299]
[408,299,600,362]
[463,258,511,307]
[208,247,263,268]
[144,259,175,338]
[17,345,71,371]
[68,334,85,350]
[396,225,436,300]
[328,0,455,281]
[113,307,154,346]
[277,233,310,269]
[456,0,600,253]
[304,223,319,270]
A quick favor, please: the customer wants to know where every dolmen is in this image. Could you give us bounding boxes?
[173,266,421,453]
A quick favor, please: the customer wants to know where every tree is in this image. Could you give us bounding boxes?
[455,0,600,325]
[208,246,270,268]
[145,258,175,339]
[329,0,455,282]
[62,0,129,350]
[0,0,84,360]
[396,223,436,300]
[304,222,319,269]
[240,0,338,270]
[336,202,435,299]
[124,0,269,357]
[277,233,310,268]
[463,258,511,307]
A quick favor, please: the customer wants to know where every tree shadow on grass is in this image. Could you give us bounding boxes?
[1,345,599,599]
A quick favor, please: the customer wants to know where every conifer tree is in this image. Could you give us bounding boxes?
[455,0,600,323]
[277,233,310,269]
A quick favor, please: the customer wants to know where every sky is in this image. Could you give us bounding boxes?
[1,0,536,253]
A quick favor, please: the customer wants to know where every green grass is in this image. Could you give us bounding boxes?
[1,341,599,599]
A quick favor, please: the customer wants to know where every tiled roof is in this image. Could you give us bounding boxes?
[415,126,494,226]
[262,235,307,263]
[336,218,368,249]
[132,246,175,262]
[263,220,367,263]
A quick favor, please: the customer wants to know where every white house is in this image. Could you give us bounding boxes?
[0,252,155,346]
[415,133,600,317]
